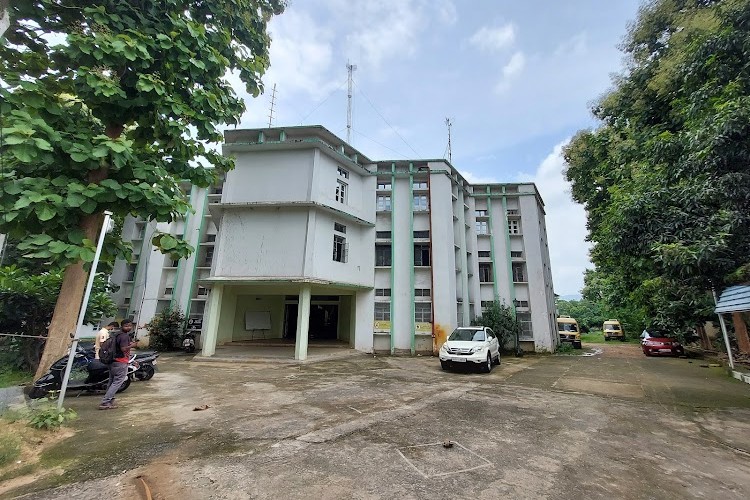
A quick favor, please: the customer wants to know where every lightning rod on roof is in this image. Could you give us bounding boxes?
[267,83,277,128]
[445,118,453,163]
[346,61,357,144]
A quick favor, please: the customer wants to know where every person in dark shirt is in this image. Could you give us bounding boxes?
[99,318,137,410]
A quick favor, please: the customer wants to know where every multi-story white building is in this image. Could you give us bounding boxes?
[113,126,558,358]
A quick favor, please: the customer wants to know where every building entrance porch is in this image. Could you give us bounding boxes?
[199,281,373,360]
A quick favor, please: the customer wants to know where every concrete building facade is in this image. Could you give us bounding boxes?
[114,126,558,358]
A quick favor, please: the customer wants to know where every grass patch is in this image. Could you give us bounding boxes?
[581,331,606,343]
[0,432,22,466]
[0,369,33,389]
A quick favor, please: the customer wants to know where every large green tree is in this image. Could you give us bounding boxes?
[564,0,750,335]
[0,0,284,377]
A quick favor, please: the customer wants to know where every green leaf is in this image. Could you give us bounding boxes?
[66,193,86,208]
[36,205,56,221]
[70,152,89,163]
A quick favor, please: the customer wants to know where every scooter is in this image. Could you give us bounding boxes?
[131,351,159,381]
[29,346,146,399]
[182,331,196,353]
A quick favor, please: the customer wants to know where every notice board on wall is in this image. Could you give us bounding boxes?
[244,311,271,330]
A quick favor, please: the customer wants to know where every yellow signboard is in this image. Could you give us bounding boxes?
[374,321,391,331]
[415,322,432,333]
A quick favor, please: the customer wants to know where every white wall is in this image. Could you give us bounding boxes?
[224,149,314,203]
[214,208,307,278]
[309,210,374,287]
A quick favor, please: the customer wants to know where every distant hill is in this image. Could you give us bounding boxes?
[559,294,582,301]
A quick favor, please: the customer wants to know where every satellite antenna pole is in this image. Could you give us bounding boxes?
[445,118,453,163]
[346,61,357,144]
[267,83,277,128]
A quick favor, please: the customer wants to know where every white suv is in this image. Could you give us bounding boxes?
[439,326,501,373]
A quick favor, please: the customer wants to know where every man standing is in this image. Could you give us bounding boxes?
[99,319,135,410]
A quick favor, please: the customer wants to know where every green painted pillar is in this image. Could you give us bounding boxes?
[201,284,224,357]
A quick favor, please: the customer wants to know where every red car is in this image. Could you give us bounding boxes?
[641,331,685,357]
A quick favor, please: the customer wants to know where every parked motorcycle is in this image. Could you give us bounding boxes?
[29,346,156,399]
[182,331,196,353]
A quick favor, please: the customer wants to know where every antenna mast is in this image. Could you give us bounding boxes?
[445,118,453,163]
[346,61,357,144]
[267,83,277,128]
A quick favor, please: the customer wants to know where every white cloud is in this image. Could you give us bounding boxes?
[522,140,591,296]
[494,51,526,92]
[469,23,516,52]
[459,170,500,184]
[436,0,458,25]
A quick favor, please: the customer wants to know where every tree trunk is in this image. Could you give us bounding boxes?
[33,213,104,379]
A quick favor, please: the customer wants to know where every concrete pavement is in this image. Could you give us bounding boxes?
[5,343,750,499]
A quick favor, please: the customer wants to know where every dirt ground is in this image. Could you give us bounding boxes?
[3,342,750,499]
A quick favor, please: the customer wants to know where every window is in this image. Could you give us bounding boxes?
[510,250,523,258]
[333,235,347,263]
[377,182,391,190]
[515,300,529,308]
[164,287,174,296]
[376,231,391,239]
[211,186,223,195]
[478,251,491,258]
[123,298,131,306]
[337,167,349,179]
[413,194,428,211]
[334,222,347,234]
[414,244,430,266]
[375,302,390,321]
[507,209,519,216]
[125,263,137,281]
[204,247,214,266]
[197,286,209,296]
[475,210,487,217]
[479,263,493,282]
[170,259,179,268]
[512,263,527,282]
[375,288,391,297]
[376,195,392,211]
[413,181,427,189]
[413,230,430,239]
[481,300,494,308]
[415,303,432,322]
[508,219,521,234]
[375,244,392,266]
[517,312,533,339]
[336,180,347,203]
[414,288,431,297]
[476,221,489,234]
[206,234,216,243]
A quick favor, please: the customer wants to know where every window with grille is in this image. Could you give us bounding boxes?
[376,231,391,239]
[478,251,491,258]
[475,210,487,217]
[481,300,494,308]
[479,263,493,282]
[510,250,523,258]
[126,264,137,281]
[413,230,430,239]
[334,222,346,234]
[374,303,390,321]
[415,303,432,322]
[515,300,529,308]
[336,180,347,203]
[517,312,533,339]
[333,235,347,263]
[476,221,489,234]
[413,194,428,211]
[414,288,431,297]
[377,182,391,190]
[508,219,521,234]
[206,234,216,243]
[414,244,430,266]
[413,181,427,189]
[164,287,174,296]
[375,288,391,297]
[375,245,392,266]
[512,263,527,282]
[376,195,392,211]
[337,167,349,179]
[204,247,214,266]
[197,286,209,296]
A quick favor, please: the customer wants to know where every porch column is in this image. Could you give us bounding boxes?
[295,284,311,360]
[201,284,224,357]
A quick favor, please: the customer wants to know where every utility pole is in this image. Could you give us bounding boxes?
[0,0,9,38]
[445,118,453,163]
[346,61,357,144]
[267,83,277,128]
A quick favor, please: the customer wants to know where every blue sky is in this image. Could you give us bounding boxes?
[232,0,643,296]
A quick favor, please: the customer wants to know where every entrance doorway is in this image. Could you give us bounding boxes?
[283,303,339,341]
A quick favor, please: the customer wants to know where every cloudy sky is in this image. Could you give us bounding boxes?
[232,0,642,297]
